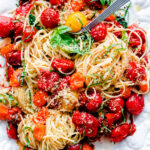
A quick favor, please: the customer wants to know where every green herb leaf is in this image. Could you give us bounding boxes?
[103,126,111,132]
[82,127,85,137]
[29,90,32,105]
[0,95,6,104]
[100,0,106,6]
[116,16,128,28]
[21,58,26,86]
[23,127,33,147]
[29,14,36,26]
[121,108,126,123]
[35,23,43,30]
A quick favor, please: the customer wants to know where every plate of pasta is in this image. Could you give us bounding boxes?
[0,0,150,150]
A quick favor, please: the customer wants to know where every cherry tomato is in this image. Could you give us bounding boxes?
[129,123,136,136]
[1,44,15,56]
[41,8,59,29]
[86,92,102,112]
[120,86,131,99]
[108,97,124,113]
[110,123,129,142]
[139,77,149,93]
[90,23,107,42]
[79,91,88,107]
[51,58,74,73]
[9,69,23,87]
[0,16,14,38]
[8,107,22,123]
[70,72,84,91]
[33,107,48,124]
[33,124,46,141]
[100,9,116,21]
[105,113,121,127]
[126,93,144,115]
[81,143,93,150]
[6,123,17,140]
[13,21,24,38]
[68,144,81,150]
[58,76,70,91]
[6,50,22,66]
[38,72,60,92]
[0,105,10,121]
[33,90,48,107]
[22,26,37,42]
[71,0,85,11]
[72,111,99,137]
[7,65,14,81]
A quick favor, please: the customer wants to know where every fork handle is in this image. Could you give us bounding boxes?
[83,0,130,32]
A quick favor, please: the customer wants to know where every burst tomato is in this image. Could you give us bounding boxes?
[6,123,18,140]
[120,86,131,99]
[71,0,85,11]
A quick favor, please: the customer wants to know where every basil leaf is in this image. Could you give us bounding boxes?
[100,0,106,6]
[116,16,128,28]
[35,23,43,30]
[29,14,36,26]
[23,127,33,147]
[0,95,6,104]
[56,25,71,34]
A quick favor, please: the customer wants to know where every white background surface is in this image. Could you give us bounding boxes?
[0,0,150,150]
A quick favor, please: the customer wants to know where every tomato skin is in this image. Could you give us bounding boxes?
[108,97,124,113]
[8,107,22,123]
[41,8,59,29]
[70,72,84,91]
[16,3,33,16]
[110,123,129,142]
[33,107,48,124]
[38,72,60,92]
[0,16,14,38]
[105,113,121,127]
[58,76,70,91]
[86,93,102,112]
[129,123,136,136]
[81,143,93,150]
[49,0,67,6]
[72,111,99,137]
[0,105,10,121]
[6,123,18,140]
[33,90,48,107]
[13,21,24,38]
[33,124,46,142]
[1,44,15,56]
[71,0,85,11]
[51,58,74,73]
[6,50,22,66]
[120,87,131,99]
[22,26,37,42]
[9,69,23,87]
[79,91,88,107]
[126,93,144,115]
[7,65,14,81]
[90,23,107,42]
[68,144,81,150]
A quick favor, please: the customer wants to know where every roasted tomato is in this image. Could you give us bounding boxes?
[110,123,129,142]
[13,21,24,38]
[84,0,101,8]
[126,93,144,115]
[33,124,46,141]
[120,86,131,99]
[33,107,49,124]
[9,69,23,87]
[22,26,37,42]
[41,8,59,29]
[51,58,74,73]
[72,111,99,137]
[6,50,22,66]
[126,62,146,82]
[70,72,84,91]
[90,23,107,42]
[8,107,22,123]
[38,72,60,92]
[1,44,15,56]
[129,123,136,136]
[7,65,14,81]
[108,97,124,113]
[0,16,14,38]
[6,123,18,140]
[68,144,81,150]
[81,143,93,150]
[71,0,85,11]
[0,105,10,121]
[33,90,48,107]
[58,76,70,91]
[79,91,88,107]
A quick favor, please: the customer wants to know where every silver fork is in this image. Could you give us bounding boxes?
[75,0,130,34]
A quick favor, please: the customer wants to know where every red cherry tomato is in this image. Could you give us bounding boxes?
[22,26,37,42]
[129,123,136,136]
[6,123,17,140]
[126,93,144,115]
[79,91,89,107]
[8,107,22,123]
[71,0,85,11]
[105,113,121,127]
[38,72,60,92]
[108,97,124,113]
[68,144,81,150]
[51,58,74,73]
[72,111,99,137]
[86,92,102,112]
[6,50,22,66]
[120,86,131,99]
[90,23,107,42]
[110,123,129,142]
[7,65,14,81]
[13,21,24,38]
[0,105,10,121]
[33,90,48,107]
[41,8,59,29]
[81,143,93,150]
[58,76,70,91]
[0,16,14,38]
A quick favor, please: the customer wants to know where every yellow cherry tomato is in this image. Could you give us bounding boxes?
[65,12,88,33]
